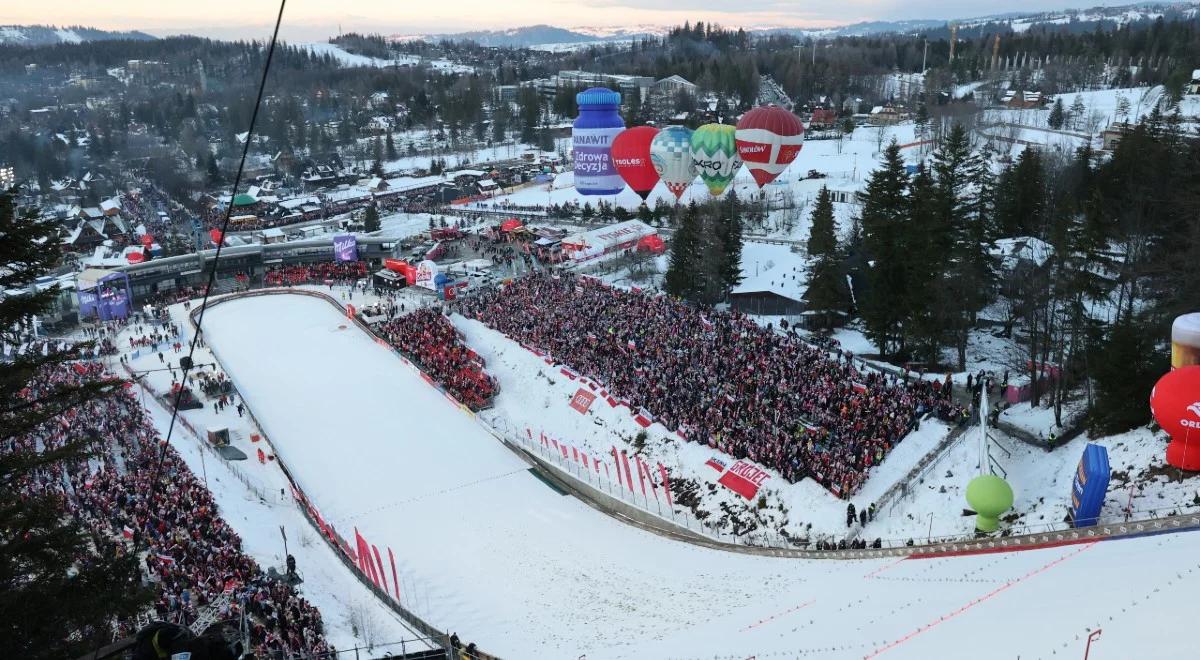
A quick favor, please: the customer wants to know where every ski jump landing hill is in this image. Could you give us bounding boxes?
[195,289,1200,659]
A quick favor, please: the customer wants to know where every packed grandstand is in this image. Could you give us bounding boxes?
[13,362,331,658]
[457,273,965,497]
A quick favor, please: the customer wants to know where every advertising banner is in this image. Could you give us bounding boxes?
[716,460,771,500]
[1070,443,1111,527]
[569,388,597,414]
[333,234,358,262]
[414,260,439,290]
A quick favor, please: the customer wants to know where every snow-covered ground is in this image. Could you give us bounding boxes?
[297,42,418,68]
[112,306,435,654]
[187,291,1200,659]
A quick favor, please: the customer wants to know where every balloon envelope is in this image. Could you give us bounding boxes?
[690,123,742,197]
[735,106,806,188]
[649,125,696,200]
[1152,366,1200,470]
[611,126,660,200]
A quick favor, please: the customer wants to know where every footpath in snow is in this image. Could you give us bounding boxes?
[198,292,1200,659]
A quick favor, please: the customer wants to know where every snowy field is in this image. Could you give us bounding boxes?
[194,292,1200,658]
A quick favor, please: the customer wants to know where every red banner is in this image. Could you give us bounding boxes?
[569,388,597,414]
[717,460,771,500]
[620,450,635,491]
[372,544,388,594]
[659,463,673,506]
[636,456,650,498]
[388,547,401,601]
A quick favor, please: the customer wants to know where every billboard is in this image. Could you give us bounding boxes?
[333,234,358,262]
[1070,443,1111,527]
[414,260,439,291]
[77,271,132,321]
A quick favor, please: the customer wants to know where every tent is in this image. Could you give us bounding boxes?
[500,218,524,233]
[637,234,666,255]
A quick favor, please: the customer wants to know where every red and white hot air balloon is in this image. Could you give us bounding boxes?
[735,106,806,188]
[611,126,660,201]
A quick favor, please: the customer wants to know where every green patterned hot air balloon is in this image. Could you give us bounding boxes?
[690,123,742,197]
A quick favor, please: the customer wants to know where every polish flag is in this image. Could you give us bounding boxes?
[122,525,134,540]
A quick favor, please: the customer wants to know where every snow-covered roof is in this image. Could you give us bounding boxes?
[278,196,320,210]
[324,187,371,203]
[99,197,120,213]
[731,247,809,303]
[562,220,656,253]
[452,169,487,178]
[478,179,498,188]
[260,227,285,238]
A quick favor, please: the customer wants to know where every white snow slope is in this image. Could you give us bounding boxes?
[203,293,1200,659]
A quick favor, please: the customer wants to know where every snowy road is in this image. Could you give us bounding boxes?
[203,294,1198,659]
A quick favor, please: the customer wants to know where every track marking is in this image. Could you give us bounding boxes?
[740,599,817,632]
[863,542,1099,658]
[863,556,907,579]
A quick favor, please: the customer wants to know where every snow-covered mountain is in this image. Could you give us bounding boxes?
[0,25,156,46]
[418,2,1199,47]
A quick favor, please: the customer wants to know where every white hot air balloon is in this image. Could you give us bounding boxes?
[649,125,696,200]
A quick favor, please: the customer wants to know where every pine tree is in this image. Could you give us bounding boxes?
[385,129,397,160]
[1089,316,1169,434]
[1048,98,1065,129]
[806,186,837,257]
[858,140,911,358]
[715,196,744,293]
[930,123,995,370]
[804,187,848,326]
[0,191,151,658]
[664,202,701,300]
[904,164,944,366]
[363,203,381,233]
[994,147,1046,238]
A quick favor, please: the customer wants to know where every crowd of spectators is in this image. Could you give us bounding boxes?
[9,363,331,658]
[264,261,368,287]
[457,273,964,498]
[375,308,496,411]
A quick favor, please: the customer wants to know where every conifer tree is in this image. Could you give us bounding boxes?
[664,202,701,299]
[858,140,911,358]
[804,186,848,326]
[363,203,381,233]
[0,191,151,658]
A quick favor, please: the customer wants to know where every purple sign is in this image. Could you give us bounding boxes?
[333,234,358,262]
[78,272,131,321]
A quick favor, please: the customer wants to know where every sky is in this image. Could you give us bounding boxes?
[4,0,1143,41]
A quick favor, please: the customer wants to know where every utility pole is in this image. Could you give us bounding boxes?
[948,24,958,63]
[922,39,928,72]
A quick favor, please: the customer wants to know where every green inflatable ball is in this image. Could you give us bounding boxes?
[966,474,1014,533]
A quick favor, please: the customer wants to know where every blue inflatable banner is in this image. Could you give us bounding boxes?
[1070,443,1110,527]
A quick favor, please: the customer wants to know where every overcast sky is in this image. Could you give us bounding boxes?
[7,0,1137,41]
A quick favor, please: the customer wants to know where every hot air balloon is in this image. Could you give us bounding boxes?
[735,106,806,188]
[1152,366,1200,470]
[611,126,660,200]
[690,123,741,197]
[649,126,696,200]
